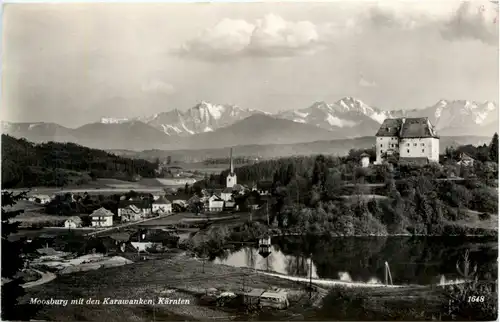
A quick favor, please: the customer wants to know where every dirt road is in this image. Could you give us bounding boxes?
[22,269,56,289]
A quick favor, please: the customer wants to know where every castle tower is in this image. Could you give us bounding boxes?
[226,148,237,188]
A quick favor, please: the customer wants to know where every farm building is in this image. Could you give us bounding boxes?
[152,197,172,214]
[90,207,114,227]
[28,194,51,204]
[118,200,152,222]
[64,216,83,228]
[457,152,475,167]
[206,195,224,212]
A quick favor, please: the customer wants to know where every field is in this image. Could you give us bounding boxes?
[23,252,317,321]
[22,250,466,321]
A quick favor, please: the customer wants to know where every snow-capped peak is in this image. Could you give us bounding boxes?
[100,117,129,124]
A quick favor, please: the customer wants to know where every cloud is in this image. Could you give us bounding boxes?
[178,14,323,60]
[178,3,498,61]
[440,2,499,45]
[141,80,176,94]
[359,76,377,88]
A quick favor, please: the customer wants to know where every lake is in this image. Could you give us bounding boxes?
[214,236,498,286]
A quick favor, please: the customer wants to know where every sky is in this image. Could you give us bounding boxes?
[2,0,499,128]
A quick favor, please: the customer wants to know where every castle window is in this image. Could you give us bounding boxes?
[407,149,410,153]
[380,144,383,147]
[422,149,425,153]
[414,143,417,147]
[406,143,410,147]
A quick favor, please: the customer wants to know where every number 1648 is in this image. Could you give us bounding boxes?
[468,296,485,303]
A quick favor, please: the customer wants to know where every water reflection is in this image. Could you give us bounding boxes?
[214,237,498,285]
[213,245,320,278]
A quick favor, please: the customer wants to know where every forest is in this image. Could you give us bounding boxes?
[191,134,499,239]
[1,135,158,188]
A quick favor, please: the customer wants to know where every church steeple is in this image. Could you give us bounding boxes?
[226,147,237,188]
[230,148,234,174]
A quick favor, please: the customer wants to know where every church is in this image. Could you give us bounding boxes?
[221,148,244,202]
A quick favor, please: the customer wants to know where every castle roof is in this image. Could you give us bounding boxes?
[399,117,438,138]
[375,118,403,137]
[375,117,438,139]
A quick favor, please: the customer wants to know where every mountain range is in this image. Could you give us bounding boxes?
[2,97,498,151]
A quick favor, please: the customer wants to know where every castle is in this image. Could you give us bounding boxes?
[375,117,440,164]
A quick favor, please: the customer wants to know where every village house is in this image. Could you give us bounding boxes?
[28,194,52,205]
[206,194,224,212]
[375,117,439,165]
[64,216,83,228]
[457,152,475,167]
[90,207,114,227]
[118,200,152,222]
[151,192,166,201]
[252,181,272,196]
[152,197,173,214]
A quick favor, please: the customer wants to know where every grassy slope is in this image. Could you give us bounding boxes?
[24,252,312,321]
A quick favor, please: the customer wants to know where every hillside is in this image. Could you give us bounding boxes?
[109,135,492,163]
[170,114,338,150]
[1,135,158,188]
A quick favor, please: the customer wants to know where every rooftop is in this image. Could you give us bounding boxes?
[153,197,171,204]
[90,207,114,217]
[375,117,439,138]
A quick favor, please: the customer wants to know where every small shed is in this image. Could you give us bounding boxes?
[243,288,265,306]
[260,290,289,309]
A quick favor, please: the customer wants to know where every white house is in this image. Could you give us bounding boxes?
[152,197,172,214]
[90,207,114,227]
[375,117,439,164]
[117,200,152,221]
[64,216,83,228]
[206,195,224,212]
[151,192,165,201]
[29,194,51,204]
[457,152,475,167]
[360,153,370,168]
[221,188,233,202]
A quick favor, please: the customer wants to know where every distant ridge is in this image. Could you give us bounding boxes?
[2,98,497,151]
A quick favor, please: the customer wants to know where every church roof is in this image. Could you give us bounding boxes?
[222,188,233,194]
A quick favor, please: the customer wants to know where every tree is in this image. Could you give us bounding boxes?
[2,191,28,320]
[324,169,343,200]
[489,133,498,163]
